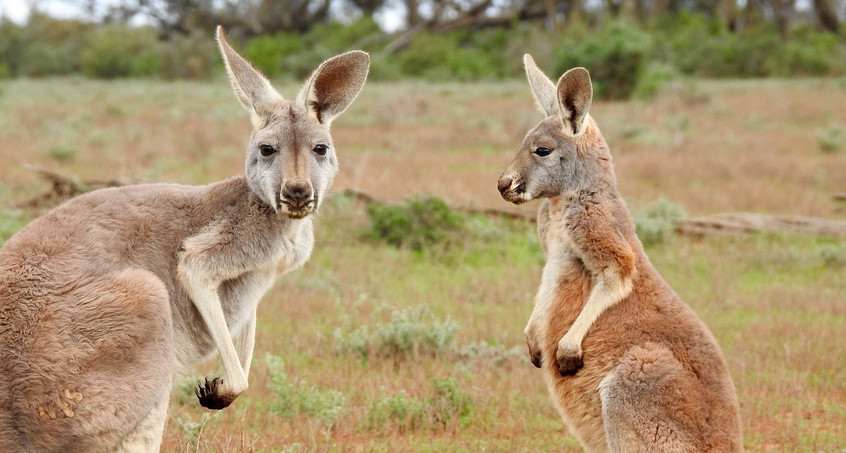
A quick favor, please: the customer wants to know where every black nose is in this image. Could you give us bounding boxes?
[497,177,512,195]
[282,183,313,207]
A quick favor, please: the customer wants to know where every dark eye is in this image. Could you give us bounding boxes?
[313,144,328,156]
[534,147,553,157]
[259,144,276,157]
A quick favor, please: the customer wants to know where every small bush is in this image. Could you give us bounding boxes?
[265,354,345,427]
[635,198,686,247]
[334,305,459,360]
[816,124,844,153]
[427,377,473,427]
[0,185,26,246]
[633,62,679,99]
[364,378,473,433]
[553,22,655,100]
[155,32,219,79]
[815,243,845,267]
[365,196,463,251]
[365,390,426,432]
[81,25,161,78]
[44,145,77,162]
[242,32,307,78]
[174,413,217,448]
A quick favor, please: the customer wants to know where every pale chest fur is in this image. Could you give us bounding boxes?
[534,198,585,323]
[173,215,314,366]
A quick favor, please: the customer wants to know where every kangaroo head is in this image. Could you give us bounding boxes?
[498,55,611,205]
[216,26,369,219]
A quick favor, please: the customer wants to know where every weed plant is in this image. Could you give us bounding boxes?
[265,354,346,427]
[334,305,459,361]
[816,124,844,153]
[364,196,464,252]
[634,198,687,247]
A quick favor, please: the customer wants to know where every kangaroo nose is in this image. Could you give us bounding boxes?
[497,177,512,195]
[282,182,313,207]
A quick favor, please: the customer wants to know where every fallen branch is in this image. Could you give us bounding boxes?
[674,213,846,238]
[17,165,141,209]
[17,173,846,238]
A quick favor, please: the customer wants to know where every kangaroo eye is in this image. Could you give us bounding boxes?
[534,147,552,157]
[313,144,328,156]
[259,145,276,157]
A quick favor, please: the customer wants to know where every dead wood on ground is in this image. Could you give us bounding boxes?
[16,171,846,238]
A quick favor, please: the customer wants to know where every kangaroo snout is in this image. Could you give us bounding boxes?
[497,176,513,195]
[279,181,315,217]
[497,174,525,204]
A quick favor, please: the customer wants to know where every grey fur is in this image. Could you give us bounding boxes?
[0,26,369,453]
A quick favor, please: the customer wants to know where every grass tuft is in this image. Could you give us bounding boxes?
[816,124,844,153]
[365,196,464,251]
[265,354,346,427]
[334,305,460,361]
[634,197,687,247]
[364,378,473,433]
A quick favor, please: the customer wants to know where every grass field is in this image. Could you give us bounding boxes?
[0,76,844,452]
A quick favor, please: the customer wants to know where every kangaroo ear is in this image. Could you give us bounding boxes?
[296,50,370,126]
[524,54,558,118]
[216,26,283,128]
[556,67,593,136]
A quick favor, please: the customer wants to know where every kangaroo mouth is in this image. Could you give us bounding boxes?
[500,187,527,205]
[278,199,317,219]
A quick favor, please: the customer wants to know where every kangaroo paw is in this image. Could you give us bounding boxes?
[556,343,584,376]
[195,377,236,410]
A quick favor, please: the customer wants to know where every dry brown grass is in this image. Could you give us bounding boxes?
[0,77,844,451]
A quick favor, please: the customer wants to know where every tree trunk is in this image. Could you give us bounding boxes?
[813,0,840,32]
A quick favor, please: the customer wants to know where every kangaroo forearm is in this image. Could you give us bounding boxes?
[561,274,632,347]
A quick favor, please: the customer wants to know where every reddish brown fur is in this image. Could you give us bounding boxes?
[500,60,742,452]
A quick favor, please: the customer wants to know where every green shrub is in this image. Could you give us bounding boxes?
[0,185,26,246]
[265,354,345,427]
[364,378,473,432]
[365,390,426,432]
[81,25,161,78]
[242,32,306,78]
[174,413,218,447]
[427,377,473,427]
[154,32,219,79]
[633,62,679,99]
[334,305,459,360]
[816,124,844,153]
[365,196,463,251]
[815,243,845,267]
[553,22,655,100]
[44,145,77,162]
[635,198,686,247]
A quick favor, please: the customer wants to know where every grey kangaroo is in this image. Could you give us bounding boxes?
[0,26,369,452]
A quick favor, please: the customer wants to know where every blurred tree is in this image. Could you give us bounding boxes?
[347,0,388,17]
[812,0,840,32]
[256,0,332,33]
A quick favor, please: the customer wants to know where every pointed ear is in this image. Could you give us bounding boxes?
[216,26,283,128]
[296,50,370,126]
[524,54,558,117]
[556,67,593,136]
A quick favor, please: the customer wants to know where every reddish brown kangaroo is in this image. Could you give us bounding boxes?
[497,55,743,452]
[0,27,368,452]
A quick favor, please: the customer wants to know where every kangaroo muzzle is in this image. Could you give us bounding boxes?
[497,174,526,204]
[278,181,315,218]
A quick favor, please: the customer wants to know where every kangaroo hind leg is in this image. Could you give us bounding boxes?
[17,269,175,453]
[598,342,705,453]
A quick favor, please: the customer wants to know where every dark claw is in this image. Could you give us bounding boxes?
[195,377,234,410]
[557,354,584,376]
[530,349,543,368]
